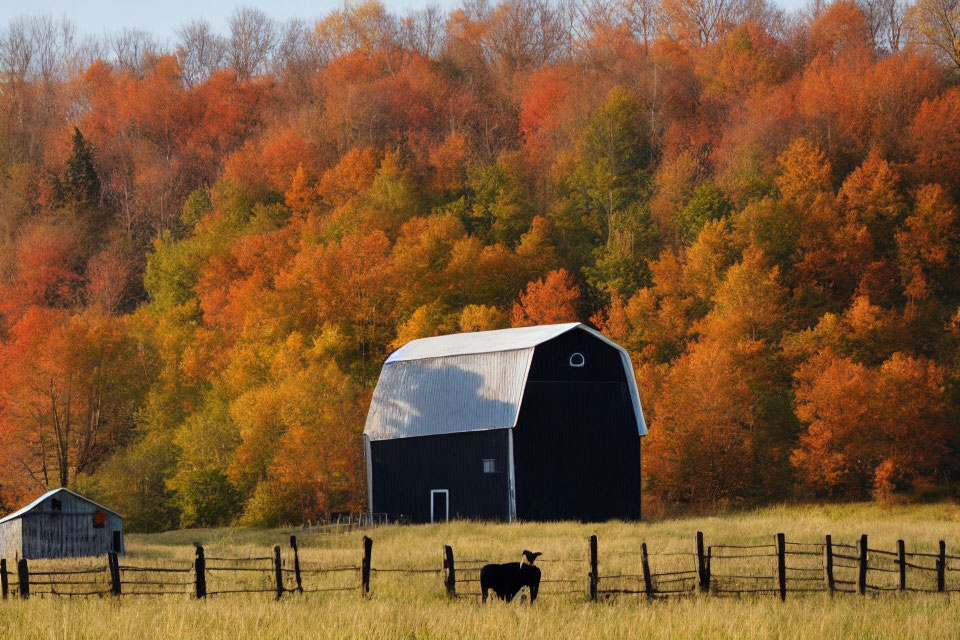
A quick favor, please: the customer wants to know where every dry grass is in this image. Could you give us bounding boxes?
[3,501,960,639]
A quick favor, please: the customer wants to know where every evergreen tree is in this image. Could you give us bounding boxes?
[59,128,101,208]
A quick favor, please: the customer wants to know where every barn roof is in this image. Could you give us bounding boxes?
[365,323,646,441]
[0,488,120,524]
[386,323,583,363]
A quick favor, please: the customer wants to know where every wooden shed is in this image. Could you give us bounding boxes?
[0,488,123,561]
[363,323,647,523]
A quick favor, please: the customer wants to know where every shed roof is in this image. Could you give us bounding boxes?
[365,323,646,441]
[0,488,121,525]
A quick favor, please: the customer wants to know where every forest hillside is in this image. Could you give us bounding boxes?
[0,0,959,530]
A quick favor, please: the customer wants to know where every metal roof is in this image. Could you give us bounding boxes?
[386,323,582,363]
[0,488,121,525]
[365,323,647,440]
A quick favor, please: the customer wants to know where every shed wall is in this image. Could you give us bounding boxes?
[0,519,22,561]
[19,491,123,559]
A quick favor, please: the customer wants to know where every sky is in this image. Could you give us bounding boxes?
[1,0,810,43]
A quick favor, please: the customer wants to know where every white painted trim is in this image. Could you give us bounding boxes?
[430,489,449,523]
[385,323,581,363]
[507,430,517,522]
[363,435,374,515]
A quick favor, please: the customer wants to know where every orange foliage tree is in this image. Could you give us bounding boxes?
[791,352,948,498]
[510,269,581,326]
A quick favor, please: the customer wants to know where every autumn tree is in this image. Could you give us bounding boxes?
[107,28,161,75]
[0,310,147,500]
[226,7,277,80]
[907,0,960,68]
[792,352,948,498]
[175,20,226,86]
[511,268,581,326]
[659,0,763,46]
[896,184,959,305]
[644,338,767,505]
[909,88,960,196]
[552,86,658,300]
[856,0,909,50]
[231,333,367,525]
[313,0,401,63]
[459,154,535,245]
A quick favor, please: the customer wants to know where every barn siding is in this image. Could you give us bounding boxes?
[526,329,627,383]
[370,430,510,523]
[512,332,642,521]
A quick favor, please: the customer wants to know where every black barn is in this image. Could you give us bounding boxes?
[363,323,647,523]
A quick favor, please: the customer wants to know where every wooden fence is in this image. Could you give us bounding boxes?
[2,531,959,602]
[0,535,368,600]
[589,532,960,600]
[293,512,394,536]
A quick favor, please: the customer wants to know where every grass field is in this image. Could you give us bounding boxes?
[3,501,960,639]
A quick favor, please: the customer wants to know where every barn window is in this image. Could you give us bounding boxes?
[569,352,585,367]
[482,458,497,473]
[51,498,62,512]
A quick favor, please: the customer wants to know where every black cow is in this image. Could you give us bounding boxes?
[480,550,542,603]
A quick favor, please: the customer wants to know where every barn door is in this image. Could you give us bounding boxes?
[430,489,449,523]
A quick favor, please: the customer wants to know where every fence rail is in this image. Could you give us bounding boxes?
[587,531,959,601]
[3,530,959,603]
[0,534,370,600]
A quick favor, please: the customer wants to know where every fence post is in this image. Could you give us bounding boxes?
[1,559,7,599]
[107,553,114,594]
[640,542,653,601]
[937,540,946,593]
[273,545,284,600]
[443,545,456,598]
[857,534,868,596]
[108,552,122,596]
[361,536,373,596]
[696,531,709,594]
[194,544,206,599]
[290,535,303,594]
[776,533,786,602]
[706,546,712,592]
[589,535,598,602]
[897,540,906,592]
[17,558,28,599]
[824,535,835,595]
